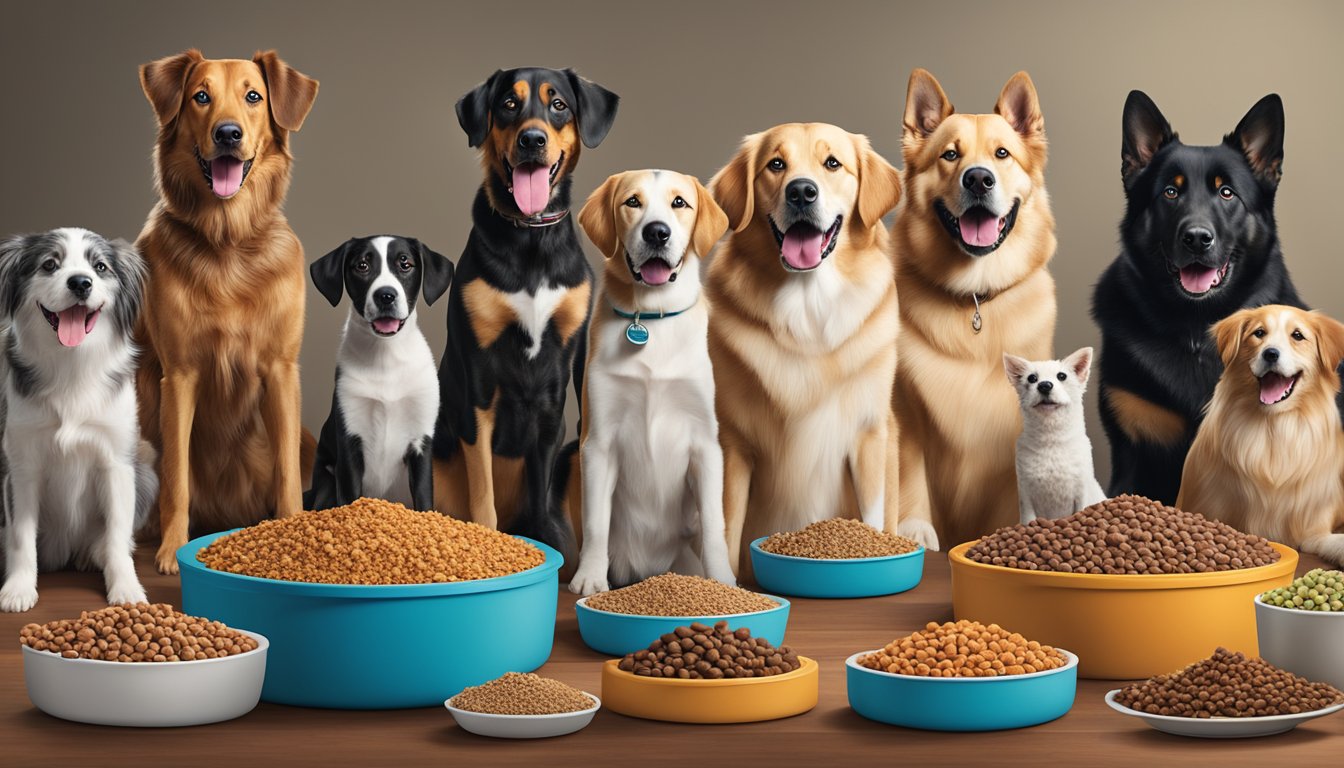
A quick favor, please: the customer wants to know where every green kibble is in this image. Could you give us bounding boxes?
[1261,569,1344,612]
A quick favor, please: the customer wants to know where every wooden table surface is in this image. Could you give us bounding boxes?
[1,546,1339,767]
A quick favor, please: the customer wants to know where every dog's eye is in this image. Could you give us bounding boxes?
[824,156,841,170]
[1219,185,1235,200]
[1292,330,1306,341]
[502,97,519,112]
[41,259,58,273]
[246,90,262,104]
[1163,186,1179,199]
[1057,372,1067,381]
[95,262,108,273]
[941,150,959,162]
[671,196,687,208]
[1027,373,1038,384]
[1252,328,1266,338]
[624,196,641,208]
[551,98,567,112]
[193,90,210,105]
[354,260,369,274]
[398,257,413,273]
[995,148,1009,159]
[767,158,786,172]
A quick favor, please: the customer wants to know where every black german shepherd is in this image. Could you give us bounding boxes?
[1092,90,1305,503]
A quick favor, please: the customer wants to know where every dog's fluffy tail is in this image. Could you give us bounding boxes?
[134,439,159,532]
[507,440,579,564]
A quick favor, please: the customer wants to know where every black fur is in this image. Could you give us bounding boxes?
[1092,91,1310,503]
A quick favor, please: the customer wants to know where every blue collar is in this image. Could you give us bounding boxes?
[611,299,698,321]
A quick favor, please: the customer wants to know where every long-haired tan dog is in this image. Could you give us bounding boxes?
[136,50,318,573]
[1178,305,1344,564]
[893,70,1058,551]
[707,123,903,573]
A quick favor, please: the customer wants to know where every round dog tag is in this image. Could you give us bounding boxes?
[625,321,649,346]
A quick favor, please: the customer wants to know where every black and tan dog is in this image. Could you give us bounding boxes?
[433,68,618,555]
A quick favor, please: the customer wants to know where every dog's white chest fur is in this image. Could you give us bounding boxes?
[506,284,569,359]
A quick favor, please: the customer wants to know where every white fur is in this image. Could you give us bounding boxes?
[1005,347,1106,523]
[506,284,569,359]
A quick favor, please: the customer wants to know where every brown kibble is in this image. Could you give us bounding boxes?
[617,620,801,680]
[449,672,593,715]
[858,620,1067,678]
[1115,648,1343,718]
[19,604,258,663]
[584,573,778,616]
[760,518,920,559]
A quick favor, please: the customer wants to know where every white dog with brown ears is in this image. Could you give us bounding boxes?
[568,169,734,594]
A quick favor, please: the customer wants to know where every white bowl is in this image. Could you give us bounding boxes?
[1254,594,1344,690]
[1104,689,1344,738]
[445,692,600,738]
[22,629,268,727]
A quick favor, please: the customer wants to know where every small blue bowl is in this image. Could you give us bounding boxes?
[574,594,790,657]
[846,649,1078,731]
[749,537,925,598]
[179,529,562,709]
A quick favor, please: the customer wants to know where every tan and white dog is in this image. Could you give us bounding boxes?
[568,170,734,594]
[707,123,904,574]
[893,70,1058,551]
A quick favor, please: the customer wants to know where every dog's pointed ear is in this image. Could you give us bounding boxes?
[1212,309,1252,370]
[565,70,620,149]
[691,177,729,259]
[414,240,454,306]
[855,134,902,229]
[579,173,623,260]
[0,234,27,323]
[903,69,954,146]
[1122,90,1175,189]
[1226,94,1285,188]
[1312,312,1344,374]
[1003,353,1030,383]
[253,51,318,133]
[1064,346,1094,385]
[711,133,762,233]
[995,71,1045,139]
[310,241,350,307]
[456,70,501,148]
[139,49,203,127]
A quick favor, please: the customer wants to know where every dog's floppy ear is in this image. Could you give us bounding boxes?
[0,234,28,323]
[1064,346,1094,386]
[691,177,730,259]
[414,240,454,306]
[1311,312,1344,374]
[902,69,954,146]
[1226,94,1285,188]
[139,49,204,127]
[1003,353,1031,384]
[1121,90,1175,188]
[1212,309,1253,370]
[310,240,351,307]
[854,134,902,229]
[565,70,620,149]
[711,133,762,233]
[578,173,623,260]
[995,71,1045,139]
[253,50,319,132]
[456,70,501,148]
[106,238,148,333]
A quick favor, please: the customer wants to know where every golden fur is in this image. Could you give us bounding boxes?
[706,123,903,574]
[135,50,318,573]
[893,69,1058,550]
[1178,306,1344,564]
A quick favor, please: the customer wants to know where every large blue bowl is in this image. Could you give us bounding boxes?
[574,594,790,657]
[179,529,562,709]
[749,537,925,598]
[846,649,1078,731]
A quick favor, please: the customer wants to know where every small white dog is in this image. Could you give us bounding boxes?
[568,169,734,595]
[0,228,155,612]
[1004,347,1106,524]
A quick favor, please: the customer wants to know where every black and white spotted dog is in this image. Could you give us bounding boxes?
[305,236,454,511]
[0,228,156,612]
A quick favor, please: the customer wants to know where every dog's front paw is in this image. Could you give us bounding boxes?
[106,582,148,607]
[568,567,610,597]
[0,583,39,613]
[705,561,737,587]
[898,518,941,552]
[155,545,181,576]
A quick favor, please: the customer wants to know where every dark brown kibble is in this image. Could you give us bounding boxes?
[19,604,257,663]
[1115,648,1343,718]
[617,620,801,680]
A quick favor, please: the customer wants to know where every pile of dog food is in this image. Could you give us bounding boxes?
[584,573,779,616]
[196,498,545,584]
[19,604,258,662]
[857,620,1068,678]
[965,494,1279,574]
[618,621,801,679]
[1114,647,1344,718]
[449,672,594,715]
[1261,569,1344,611]
[760,518,920,559]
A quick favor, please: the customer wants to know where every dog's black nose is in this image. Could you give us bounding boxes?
[374,288,398,307]
[213,122,243,148]
[642,221,671,247]
[962,167,996,193]
[67,275,93,299]
[1036,380,1054,394]
[1181,226,1215,254]
[785,179,818,209]
[518,129,547,150]
[1262,347,1280,364]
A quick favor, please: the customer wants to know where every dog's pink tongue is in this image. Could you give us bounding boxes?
[1259,373,1294,405]
[372,318,401,335]
[57,306,90,347]
[639,258,673,286]
[511,163,551,216]
[1179,265,1218,294]
[781,225,823,270]
[959,208,1000,247]
[211,156,244,198]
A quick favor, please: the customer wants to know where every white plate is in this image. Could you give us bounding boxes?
[1104,689,1344,738]
[445,692,600,738]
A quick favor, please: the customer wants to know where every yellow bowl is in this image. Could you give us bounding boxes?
[949,540,1297,680]
[600,656,819,723]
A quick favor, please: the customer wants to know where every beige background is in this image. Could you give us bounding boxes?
[3,0,1342,484]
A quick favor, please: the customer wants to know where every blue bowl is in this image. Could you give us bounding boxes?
[749,537,925,598]
[846,649,1078,731]
[178,530,562,709]
[574,594,790,657]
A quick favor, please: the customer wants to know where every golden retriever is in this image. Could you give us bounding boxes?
[892,69,1058,551]
[707,123,903,574]
[136,50,318,573]
[1178,305,1344,564]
